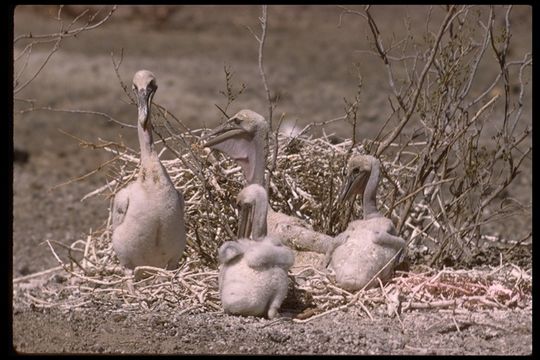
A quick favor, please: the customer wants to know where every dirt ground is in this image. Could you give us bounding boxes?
[12,5,532,355]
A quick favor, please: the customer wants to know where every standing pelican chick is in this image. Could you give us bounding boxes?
[218,184,294,319]
[111,70,186,270]
[326,154,406,291]
[203,109,333,256]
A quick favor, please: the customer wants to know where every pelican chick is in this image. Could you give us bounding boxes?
[203,110,333,256]
[326,154,406,291]
[111,70,186,270]
[218,184,294,319]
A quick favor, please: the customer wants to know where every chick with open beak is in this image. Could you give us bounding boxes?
[203,110,267,186]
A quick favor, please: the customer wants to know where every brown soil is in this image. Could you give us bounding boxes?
[12,305,532,355]
[12,5,532,355]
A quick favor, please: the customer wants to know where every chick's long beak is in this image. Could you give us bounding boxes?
[337,172,368,204]
[202,117,247,148]
[337,175,355,204]
[237,202,253,239]
[136,88,154,130]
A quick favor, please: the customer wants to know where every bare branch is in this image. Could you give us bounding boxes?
[375,5,461,157]
[14,6,117,94]
[14,5,117,43]
[250,5,274,128]
[16,106,135,128]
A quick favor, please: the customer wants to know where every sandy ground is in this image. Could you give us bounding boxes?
[12,5,532,355]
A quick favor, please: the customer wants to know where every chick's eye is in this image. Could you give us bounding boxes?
[352,168,360,175]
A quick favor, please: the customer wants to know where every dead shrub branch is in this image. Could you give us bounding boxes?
[14,5,117,95]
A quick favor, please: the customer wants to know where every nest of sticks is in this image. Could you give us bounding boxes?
[13,120,532,321]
